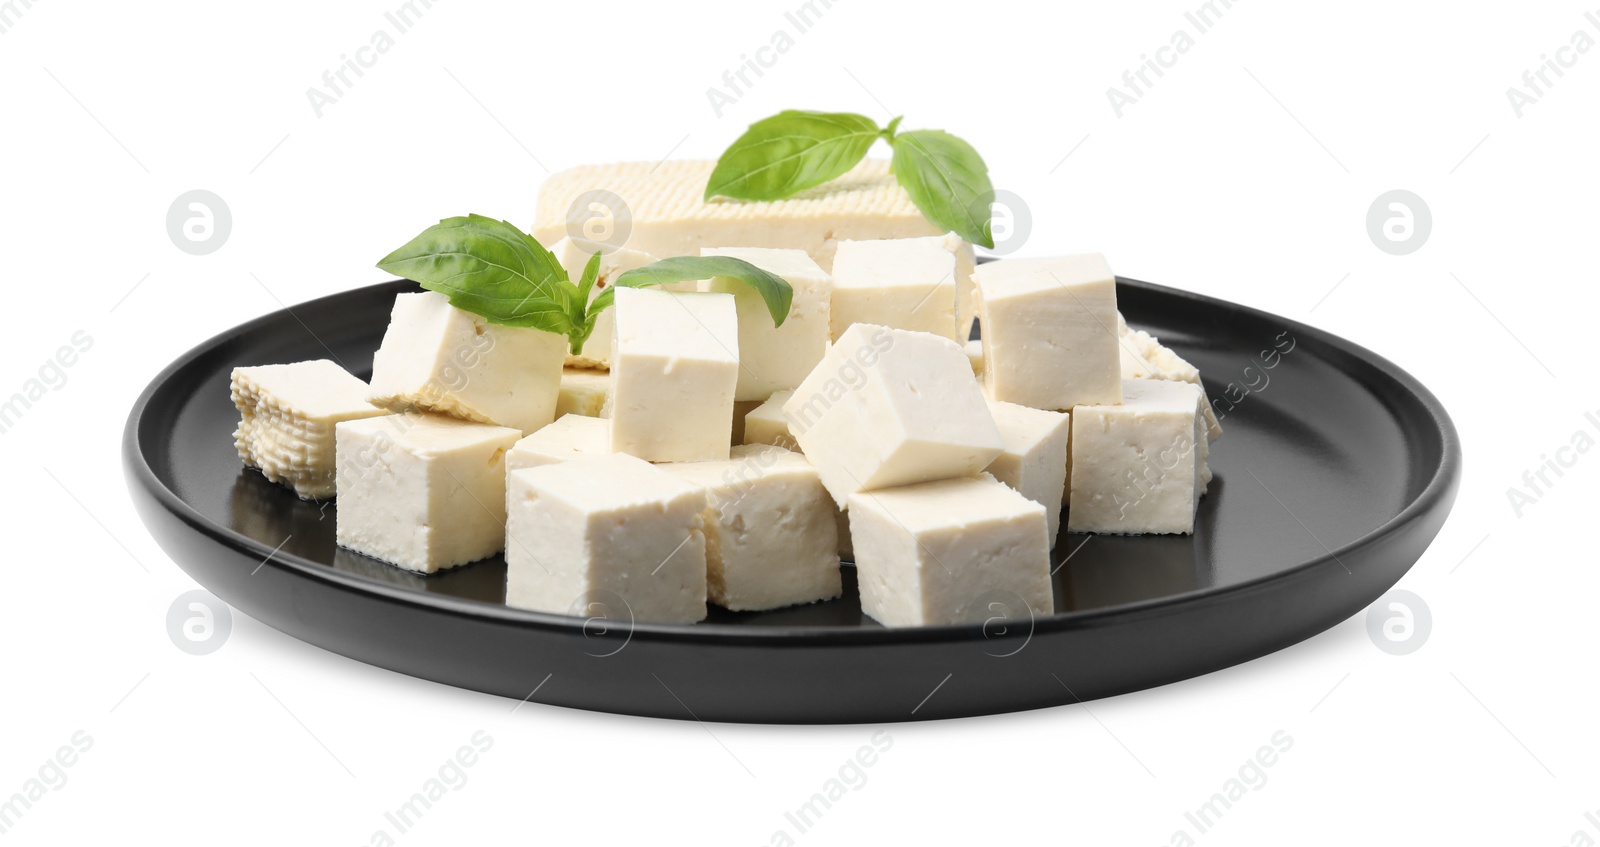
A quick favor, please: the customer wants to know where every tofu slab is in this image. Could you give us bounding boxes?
[783,323,1003,507]
[334,412,521,573]
[985,400,1072,545]
[702,247,832,401]
[663,445,841,611]
[506,414,610,472]
[231,359,391,499]
[849,475,1053,627]
[368,291,565,434]
[505,453,708,624]
[829,235,963,342]
[608,288,740,462]
[975,254,1122,411]
[1068,379,1209,536]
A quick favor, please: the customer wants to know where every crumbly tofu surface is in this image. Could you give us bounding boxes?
[555,367,611,419]
[985,400,1072,545]
[550,238,658,370]
[663,445,841,611]
[505,453,708,624]
[506,414,610,472]
[608,287,740,462]
[849,475,1053,627]
[231,360,391,499]
[1068,379,1209,536]
[368,291,566,434]
[976,254,1122,411]
[829,235,963,342]
[334,412,521,572]
[784,323,1003,506]
[1117,317,1223,442]
[702,246,832,401]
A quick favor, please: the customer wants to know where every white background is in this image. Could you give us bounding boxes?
[2,0,1596,843]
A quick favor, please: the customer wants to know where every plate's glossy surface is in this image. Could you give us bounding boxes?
[123,277,1459,723]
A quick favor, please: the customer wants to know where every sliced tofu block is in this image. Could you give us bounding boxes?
[335,412,521,572]
[1069,379,1209,536]
[609,287,740,463]
[985,400,1072,545]
[783,323,1003,507]
[532,159,969,271]
[663,445,841,611]
[742,389,797,450]
[506,414,609,472]
[1117,318,1223,442]
[231,360,392,499]
[829,235,963,342]
[368,291,565,435]
[849,475,1053,627]
[550,238,658,370]
[975,254,1122,411]
[555,367,611,419]
[702,247,832,401]
[506,453,707,624]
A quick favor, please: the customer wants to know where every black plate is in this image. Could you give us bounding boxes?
[123,277,1459,723]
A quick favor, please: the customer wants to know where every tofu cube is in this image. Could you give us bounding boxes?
[231,360,391,499]
[609,287,740,462]
[368,291,566,434]
[742,389,797,450]
[985,400,1072,545]
[663,445,842,611]
[848,475,1053,627]
[550,238,658,370]
[506,453,708,624]
[506,414,609,472]
[784,324,1002,506]
[334,412,522,572]
[829,235,963,342]
[1068,379,1209,535]
[555,367,611,418]
[975,254,1122,410]
[702,247,832,401]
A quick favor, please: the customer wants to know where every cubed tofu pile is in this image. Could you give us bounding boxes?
[229,161,1221,628]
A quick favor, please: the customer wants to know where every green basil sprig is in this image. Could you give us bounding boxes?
[705,110,995,249]
[377,216,791,355]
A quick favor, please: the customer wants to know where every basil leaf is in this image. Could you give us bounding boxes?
[705,110,881,201]
[376,214,576,333]
[566,251,605,355]
[611,256,794,327]
[889,129,995,249]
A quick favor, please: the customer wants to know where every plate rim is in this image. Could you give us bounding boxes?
[123,276,1461,645]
